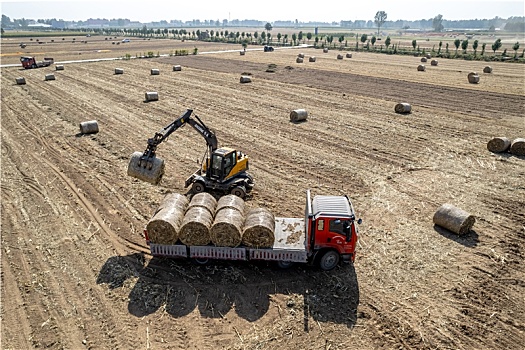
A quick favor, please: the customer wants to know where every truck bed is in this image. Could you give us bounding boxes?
[149,218,308,263]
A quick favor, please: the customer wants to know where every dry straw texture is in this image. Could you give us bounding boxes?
[433,203,475,235]
[127,151,165,185]
[242,207,276,248]
[216,194,245,214]
[510,138,525,156]
[188,192,217,215]
[179,207,213,246]
[146,206,185,244]
[154,192,189,215]
[487,137,511,153]
[394,103,412,114]
[211,208,244,247]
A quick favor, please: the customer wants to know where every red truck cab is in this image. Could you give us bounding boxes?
[306,191,360,268]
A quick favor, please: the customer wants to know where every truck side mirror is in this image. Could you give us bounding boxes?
[357,218,362,225]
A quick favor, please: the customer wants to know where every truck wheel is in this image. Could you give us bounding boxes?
[318,250,340,271]
[32,64,37,69]
[191,258,210,266]
[230,186,246,199]
[276,261,294,269]
[192,182,205,194]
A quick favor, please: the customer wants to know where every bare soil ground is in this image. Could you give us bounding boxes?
[1,38,525,350]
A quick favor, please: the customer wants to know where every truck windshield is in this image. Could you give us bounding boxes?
[329,219,350,235]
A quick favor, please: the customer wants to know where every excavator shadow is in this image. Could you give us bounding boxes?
[97,253,359,328]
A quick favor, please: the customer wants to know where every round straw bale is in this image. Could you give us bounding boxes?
[483,66,492,73]
[146,206,185,244]
[433,203,475,235]
[431,59,438,66]
[296,57,303,63]
[154,192,189,215]
[151,68,160,75]
[188,192,217,216]
[179,207,213,246]
[55,65,64,71]
[79,120,99,134]
[290,109,308,122]
[426,53,431,59]
[45,74,56,81]
[216,194,246,214]
[468,72,479,84]
[145,91,159,102]
[173,65,182,71]
[114,68,124,74]
[509,138,525,156]
[487,137,511,153]
[127,151,165,185]
[323,48,329,53]
[421,57,427,62]
[240,50,245,55]
[297,53,305,58]
[337,54,344,60]
[309,56,316,62]
[417,64,425,71]
[211,208,244,247]
[346,53,352,58]
[240,75,252,83]
[15,77,26,85]
[242,207,275,248]
[394,103,412,114]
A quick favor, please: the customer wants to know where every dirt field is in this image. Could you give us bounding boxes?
[1,37,525,349]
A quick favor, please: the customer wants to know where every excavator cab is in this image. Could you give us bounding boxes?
[207,148,248,182]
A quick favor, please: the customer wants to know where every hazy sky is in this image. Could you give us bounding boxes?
[1,0,524,23]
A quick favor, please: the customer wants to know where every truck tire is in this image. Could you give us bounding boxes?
[276,261,294,269]
[230,186,246,199]
[192,181,205,194]
[32,64,37,69]
[318,250,340,271]
[191,257,210,266]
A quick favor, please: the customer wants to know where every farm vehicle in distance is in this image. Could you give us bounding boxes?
[20,56,54,69]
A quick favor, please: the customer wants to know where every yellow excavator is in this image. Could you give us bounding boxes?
[128,109,254,198]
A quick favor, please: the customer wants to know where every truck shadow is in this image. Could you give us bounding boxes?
[97,253,359,328]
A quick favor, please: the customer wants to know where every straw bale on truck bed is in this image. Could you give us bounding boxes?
[242,207,276,248]
[211,208,245,247]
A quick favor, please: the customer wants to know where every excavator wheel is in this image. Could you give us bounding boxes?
[230,186,246,199]
[192,181,205,194]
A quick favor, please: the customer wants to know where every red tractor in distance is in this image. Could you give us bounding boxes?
[20,56,54,69]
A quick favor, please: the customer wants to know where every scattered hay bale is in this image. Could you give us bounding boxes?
[146,205,185,244]
[127,151,165,185]
[15,77,26,85]
[242,207,275,248]
[55,65,64,71]
[145,91,159,102]
[468,72,479,84]
[394,103,412,114]
[290,109,308,122]
[433,203,475,235]
[188,192,217,216]
[337,54,344,60]
[487,137,511,153]
[173,65,182,71]
[150,68,160,75]
[114,68,124,74]
[510,138,525,156]
[309,56,316,62]
[240,75,252,83]
[323,48,329,53]
[79,120,99,134]
[346,53,352,58]
[421,57,427,62]
[483,66,493,73]
[210,208,244,247]
[417,64,425,72]
[179,207,213,246]
[240,50,245,55]
[216,194,245,214]
[45,74,56,81]
[296,57,303,63]
[431,59,438,66]
[297,53,305,58]
[426,53,431,59]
